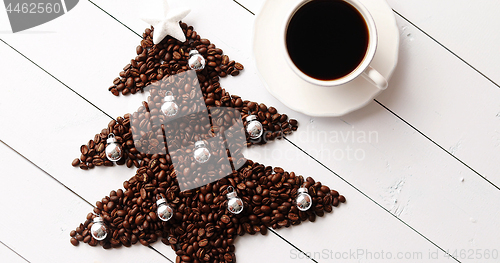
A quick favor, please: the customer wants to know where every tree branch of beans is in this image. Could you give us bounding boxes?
[73,56,299,170]
[70,22,345,263]
[70,158,346,263]
[109,23,243,97]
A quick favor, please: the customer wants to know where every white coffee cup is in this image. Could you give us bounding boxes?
[282,0,388,90]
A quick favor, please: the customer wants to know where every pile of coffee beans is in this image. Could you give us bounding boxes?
[71,23,345,263]
[70,158,345,263]
[71,106,297,172]
[72,80,298,171]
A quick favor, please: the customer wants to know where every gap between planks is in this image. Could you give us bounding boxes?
[0,241,30,263]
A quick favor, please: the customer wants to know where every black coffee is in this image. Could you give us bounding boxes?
[286,0,369,80]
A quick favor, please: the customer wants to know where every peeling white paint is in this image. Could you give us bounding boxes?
[386,176,408,217]
[449,140,462,155]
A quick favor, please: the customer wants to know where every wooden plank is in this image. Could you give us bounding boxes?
[0,143,168,262]
[280,100,500,262]
[0,243,27,263]
[376,15,500,186]
[387,0,500,86]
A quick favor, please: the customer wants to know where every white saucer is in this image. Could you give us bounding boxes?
[253,0,400,117]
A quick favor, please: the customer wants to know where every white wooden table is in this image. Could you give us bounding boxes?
[1,0,499,262]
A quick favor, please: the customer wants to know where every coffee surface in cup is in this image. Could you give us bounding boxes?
[286,0,369,81]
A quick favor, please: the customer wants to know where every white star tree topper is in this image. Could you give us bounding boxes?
[141,0,191,44]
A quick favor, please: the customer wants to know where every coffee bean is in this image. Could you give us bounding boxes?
[271,173,282,184]
[224,253,234,262]
[221,55,229,65]
[230,69,239,76]
[234,63,244,70]
[246,101,256,110]
[323,195,332,206]
[221,215,230,224]
[70,237,79,246]
[125,77,134,88]
[80,145,89,155]
[260,205,271,214]
[205,97,215,105]
[173,51,181,60]
[117,210,126,217]
[234,98,243,107]
[107,201,115,210]
[273,167,284,174]
[140,239,149,246]
[72,158,80,167]
[135,215,145,225]
[136,46,143,55]
[332,197,339,207]
[288,213,299,221]
[92,158,103,166]
[199,239,208,247]
[278,205,289,213]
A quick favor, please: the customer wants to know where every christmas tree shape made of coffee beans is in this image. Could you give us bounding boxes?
[70,23,345,263]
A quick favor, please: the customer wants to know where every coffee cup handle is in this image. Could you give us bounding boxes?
[361,66,388,90]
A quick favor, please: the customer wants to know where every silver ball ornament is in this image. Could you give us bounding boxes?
[296,187,312,211]
[161,91,179,117]
[90,216,108,241]
[245,115,263,140]
[226,187,244,214]
[193,140,211,164]
[188,50,205,70]
[105,133,122,162]
[156,198,173,222]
